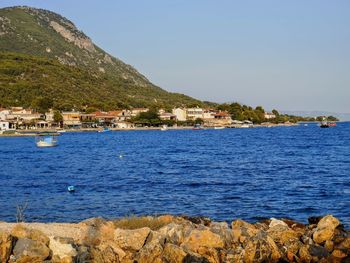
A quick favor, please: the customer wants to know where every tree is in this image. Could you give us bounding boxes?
[255,106,265,113]
[327,115,339,121]
[132,109,161,126]
[31,97,53,113]
[272,109,279,117]
[53,111,63,125]
[195,118,203,124]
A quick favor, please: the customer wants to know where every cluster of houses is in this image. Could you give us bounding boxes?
[0,106,277,131]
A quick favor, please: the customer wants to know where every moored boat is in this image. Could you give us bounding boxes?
[192,124,203,130]
[98,127,110,133]
[320,120,329,128]
[36,134,58,147]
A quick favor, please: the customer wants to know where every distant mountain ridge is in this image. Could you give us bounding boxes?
[0,6,203,110]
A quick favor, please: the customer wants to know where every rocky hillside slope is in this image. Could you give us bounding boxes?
[0,215,349,262]
[0,6,203,110]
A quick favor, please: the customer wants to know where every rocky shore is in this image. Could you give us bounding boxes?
[0,214,349,262]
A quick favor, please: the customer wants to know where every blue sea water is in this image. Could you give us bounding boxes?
[0,123,349,226]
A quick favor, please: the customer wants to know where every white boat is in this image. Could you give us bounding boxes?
[98,127,110,133]
[36,136,58,147]
[161,125,168,131]
[214,126,225,130]
[57,129,66,133]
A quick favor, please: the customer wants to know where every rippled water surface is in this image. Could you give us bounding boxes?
[1,123,349,225]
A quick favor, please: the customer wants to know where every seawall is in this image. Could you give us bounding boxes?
[0,214,349,262]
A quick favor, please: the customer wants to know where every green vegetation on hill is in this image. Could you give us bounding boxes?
[217,103,337,123]
[0,6,204,110]
[0,52,203,110]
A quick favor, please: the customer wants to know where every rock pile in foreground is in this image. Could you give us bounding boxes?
[0,214,349,262]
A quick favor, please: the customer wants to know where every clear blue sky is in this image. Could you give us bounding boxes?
[1,0,350,113]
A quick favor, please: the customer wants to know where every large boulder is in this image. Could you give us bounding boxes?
[89,246,120,263]
[136,243,163,263]
[162,243,187,263]
[242,231,281,263]
[267,223,302,260]
[49,236,77,262]
[313,215,340,244]
[114,227,150,251]
[181,229,224,252]
[268,218,288,228]
[158,223,187,246]
[267,224,300,245]
[80,219,115,247]
[197,246,223,263]
[135,230,165,263]
[13,237,51,262]
[0,232,16,263]
[231,220,259,243]
[11,224,49,246]
[209,222,232,247]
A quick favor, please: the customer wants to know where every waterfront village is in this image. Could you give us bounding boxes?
[0,106,288,133]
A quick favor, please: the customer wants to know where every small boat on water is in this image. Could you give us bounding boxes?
[161,125,168,131]
[57,129,66,133]
[320,120,330,128]
[36,134,58,147]
[98,127,110,133]
[214,126,225,130]
[192,124,203,130]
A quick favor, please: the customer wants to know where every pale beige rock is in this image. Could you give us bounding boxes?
[267,224,300,245]
[317,215,340,230]
[313,215,340,244]
[313,229,335,245]
[50,21,96,52]
[13,238,51,262]
[182,229,224,252]
[269,218,288,228]
[114,227,150,251]
[49,236,77,260]
[0,222,84,243]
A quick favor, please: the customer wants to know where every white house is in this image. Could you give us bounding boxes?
[172,108,187,121]
[264,112,276,119]
[0,109,9,121]
[186,107,203,120]
[0,121,10,131]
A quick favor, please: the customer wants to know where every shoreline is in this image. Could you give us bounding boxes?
[0,214,348,262]
[0,123,301,137]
